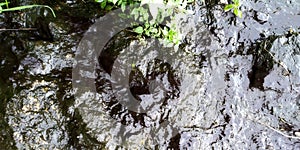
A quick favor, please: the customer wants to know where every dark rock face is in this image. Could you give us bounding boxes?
[2,0,300,149]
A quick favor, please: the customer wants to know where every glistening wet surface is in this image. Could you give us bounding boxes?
[1,0,300,149]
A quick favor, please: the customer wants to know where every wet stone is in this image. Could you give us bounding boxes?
[255,12,270,24]
[2,0,300,149]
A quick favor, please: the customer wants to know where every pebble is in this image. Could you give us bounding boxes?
[295,132,300,137]
[257,12,270,22]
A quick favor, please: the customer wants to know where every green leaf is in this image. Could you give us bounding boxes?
[149,27,158,33]
[233,8,238,15]
[0,2,7,7]
[156,28,162,37]
[131,8,139,20]
[143,13,149,22]
[43,5,56,18]
[162,27,169,36]
[145,30,150,36]
[117,0,122,6]
[156,12,164,23]
[112,0,118,5]
[1,5,56,17]
[224,4,234,11]
[5,0,8,8]
[1,5,35,11]
[164,8,173,17]
[233,8,242,18]
[121,2,126,12]
[134,26,144,34]
[233,0,239,4]
[145,22,150,29]
[101,1,106,9]
[105,5,113,11]
[118,13,127,19]
[131,63,136,69]
[234,9,242,18]
[236,0,240,6]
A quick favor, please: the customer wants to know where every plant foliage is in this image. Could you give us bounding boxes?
[0,0,56,17]
[224,0,242,18]
[95,0,194,45]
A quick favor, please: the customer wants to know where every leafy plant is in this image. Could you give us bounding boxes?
[95,0,136,12]
[95,0,194,45]
[0,0,56,17]
[224,0,242,18]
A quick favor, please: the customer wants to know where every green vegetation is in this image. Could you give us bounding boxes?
[95,0,194,45]
[95,0,244,45]
[0,0,56,17]
[224,0,242,18]
[95,0,136,12]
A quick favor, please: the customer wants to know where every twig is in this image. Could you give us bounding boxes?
[246,115,300,140]
[0,28,37,31]
[263,41,290,75]
[257,120,300,140]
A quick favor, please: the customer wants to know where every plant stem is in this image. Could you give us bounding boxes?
[5,0,8,8]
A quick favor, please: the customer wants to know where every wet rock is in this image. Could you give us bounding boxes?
[2,0,300,149]
[0,35,25,149]
[34,17,54,41]
[254,11,269,24]
[248,38,275,90]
